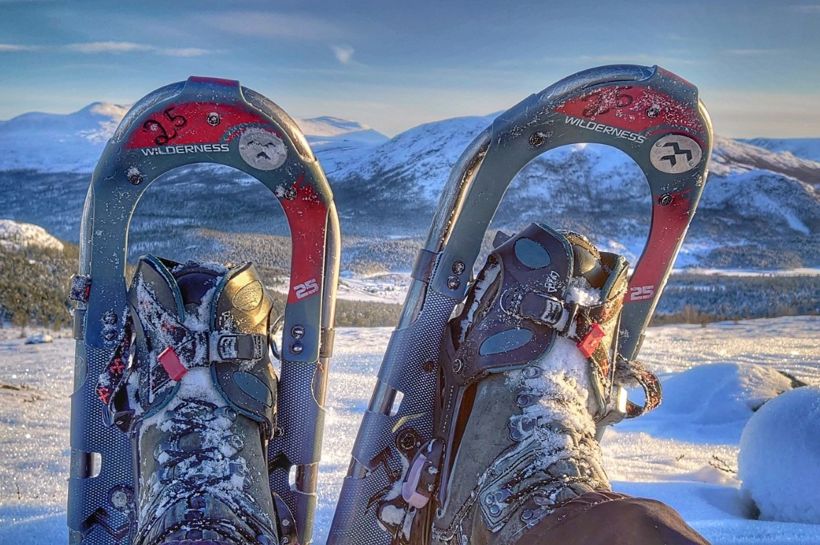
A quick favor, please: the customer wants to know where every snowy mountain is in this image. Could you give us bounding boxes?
[328,118,818,265]
[0,102,129,172]
[741,137,820,163]
[0,103,817,268]
[0,102,388,173]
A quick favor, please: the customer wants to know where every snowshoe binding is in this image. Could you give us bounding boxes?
[68,77,340,545]
[330,64,712,545]
[413,224,659,544]
[99,256,280,545]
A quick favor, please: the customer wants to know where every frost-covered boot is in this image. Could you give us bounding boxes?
[412,223,663,545]
[97,256,280,545]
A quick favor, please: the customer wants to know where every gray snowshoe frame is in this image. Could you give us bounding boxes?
[329,64,713,545]
[67,76,340,545]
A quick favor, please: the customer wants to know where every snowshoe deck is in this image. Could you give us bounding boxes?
[329,64,713,545]
[67,76,340,545]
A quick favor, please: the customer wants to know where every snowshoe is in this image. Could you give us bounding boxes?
[330,64,712,545]
[68,77,340,545]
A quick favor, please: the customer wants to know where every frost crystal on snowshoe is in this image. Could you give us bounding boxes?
[100,256,280,545]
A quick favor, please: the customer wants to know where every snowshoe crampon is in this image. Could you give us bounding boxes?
[329,65,713,545]
[67,77,340,545]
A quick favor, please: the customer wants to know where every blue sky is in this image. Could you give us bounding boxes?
[0,0,818,137]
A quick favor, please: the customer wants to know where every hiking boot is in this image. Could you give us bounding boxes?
[98,256,280,545]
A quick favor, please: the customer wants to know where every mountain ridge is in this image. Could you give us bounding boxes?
[0,103,817,269]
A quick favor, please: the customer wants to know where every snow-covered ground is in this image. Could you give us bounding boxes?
[0,316,818,544]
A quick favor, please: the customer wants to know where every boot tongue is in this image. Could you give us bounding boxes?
[564,232,606,289]
[171,262,222,311]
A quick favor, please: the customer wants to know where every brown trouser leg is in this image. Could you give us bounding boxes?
[527,492,710,545]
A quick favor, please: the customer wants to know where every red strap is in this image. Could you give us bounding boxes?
[158,347,188,381]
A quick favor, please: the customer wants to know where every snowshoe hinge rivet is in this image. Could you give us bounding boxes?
[452,261,466,275]
[397,429,418,451]
[447,275,461,290]
[659,193,673,206]
[126,167,143,185]
[291,342,303,354]
[291,325,305,339]
[207,112,221,126]
[109,486,132,510]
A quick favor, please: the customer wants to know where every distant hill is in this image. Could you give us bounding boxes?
[741,138,820,164]
[0,104,817,269]
[0,102,388,173]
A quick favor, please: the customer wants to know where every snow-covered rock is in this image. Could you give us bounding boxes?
[739,386,820,524]
[24,332,53,345]
[0,219,64,252]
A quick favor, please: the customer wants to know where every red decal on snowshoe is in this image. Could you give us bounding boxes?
[279,173,328,303]
[126,102,273,149]
[626,189,692,303]
[556,86,704,137]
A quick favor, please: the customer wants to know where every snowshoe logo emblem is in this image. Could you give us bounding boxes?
[294,278,319,300]
[239,128,287,171]
[232,281,263,311]
[650,135,702,174]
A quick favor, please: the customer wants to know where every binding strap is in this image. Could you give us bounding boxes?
[614,355,662,418]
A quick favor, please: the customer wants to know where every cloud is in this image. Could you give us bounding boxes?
[724,48,779,56]
[196,11,345,41]
[331,45,355,65]
[790,3,820,13]
[65,41,210,57]
[0,43,41,52]
[65,41,151,54]
[159,47,211,58]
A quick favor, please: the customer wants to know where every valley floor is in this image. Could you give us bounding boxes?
[0,317,818,544]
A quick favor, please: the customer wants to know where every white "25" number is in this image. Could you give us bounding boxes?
[629,285,655,301]
[294,278,319,299]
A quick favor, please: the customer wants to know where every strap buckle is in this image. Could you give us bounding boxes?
[401,439,443,509]
[515,292,578,334]
[69,274,92,304]
[208,332,265,362]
